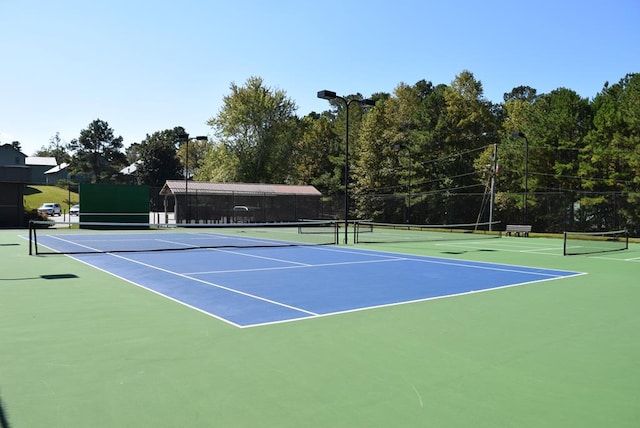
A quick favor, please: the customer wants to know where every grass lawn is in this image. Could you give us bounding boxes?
[24,185,78,213]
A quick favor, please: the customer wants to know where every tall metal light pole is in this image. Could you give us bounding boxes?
[511,132,529,224]
[317,90,375,244]
[489,142,498,230]
[177,133,208,223]
[394,143,411,223]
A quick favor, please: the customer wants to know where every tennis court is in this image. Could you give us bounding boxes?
[1,224,639,427]
[26,224,581,327]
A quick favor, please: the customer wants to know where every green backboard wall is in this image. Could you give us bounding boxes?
[79,184,149,225]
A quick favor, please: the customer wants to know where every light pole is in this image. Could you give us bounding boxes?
[488,142,498,231]
[394,143,411,223]
[177,133,207,223]
[318,90,375,244]
[511,132,529,224]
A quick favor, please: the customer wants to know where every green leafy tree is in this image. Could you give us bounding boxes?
[35,132,71,164]
[521,89,590,229]
[353,83,422,222]
[291,112,341,191]
[195,141,237,182]
[503,85,538,103]
[444,71,496,140]
[68,119,127,183]
[426,71,497,223]
[581,73,640,232]
[126,143,141,165]
[176,136,209,179]
[315,92,379,220]
[498,92,537,221]
[352,95,398,220]
[206,76,298,183]
[136,127,186,187]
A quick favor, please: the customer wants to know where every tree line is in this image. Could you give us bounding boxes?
[33,71,640,234]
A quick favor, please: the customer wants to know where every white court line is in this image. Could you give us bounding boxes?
[519,247,565,254]
[401,255,572,277]
[108,252,321,316]
[46,234,107,252]
[244,272,587,328]
[434,241,564,256]
[308,242,583,276]
[185,257,407,275]
[36,233,588,329]
[204,247,312,267]
[45,234,320,318]
[65,253,246,328]
[180,242,412,275]
[587,255,640,262]
[42,232,582,278]
[298,244,410,259]
[284,242,574,274]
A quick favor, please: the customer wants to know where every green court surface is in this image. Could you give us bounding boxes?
[1,229,639,427]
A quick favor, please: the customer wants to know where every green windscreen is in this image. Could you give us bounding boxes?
[79,184,149,225]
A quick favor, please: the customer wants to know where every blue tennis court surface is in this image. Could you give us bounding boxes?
[63,244,583,328]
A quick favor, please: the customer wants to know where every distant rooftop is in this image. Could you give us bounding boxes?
[26,156,57,166]
[120,160,141,175]
[160,180,322,196]
[44,162,69,174]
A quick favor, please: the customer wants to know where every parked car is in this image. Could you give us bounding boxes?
[38,203,62,216]
[69,205,80,216]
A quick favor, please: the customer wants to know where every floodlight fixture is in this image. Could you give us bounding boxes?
[317,89,375,243]
[317,90,337,100]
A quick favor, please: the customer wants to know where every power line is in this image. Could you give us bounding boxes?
[499,167,638,186]
[417,144,492,167]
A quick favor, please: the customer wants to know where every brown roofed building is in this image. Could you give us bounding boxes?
[159,180,323,224]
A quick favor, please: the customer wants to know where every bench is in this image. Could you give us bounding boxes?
[506,224,532,237]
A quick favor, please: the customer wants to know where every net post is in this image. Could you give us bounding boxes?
[353,221,358,244]
[625,230,629,250]
[563,229,628,256]
[28,221,40,255]
[28,221,33,255]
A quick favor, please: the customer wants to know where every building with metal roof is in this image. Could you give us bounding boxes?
[0,144,30,227]
[25,156,58,184]
[159,180,323,223]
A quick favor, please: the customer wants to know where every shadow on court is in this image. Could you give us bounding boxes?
[0,391,10,428]
[441,249,497,255]
[0,274,79,281]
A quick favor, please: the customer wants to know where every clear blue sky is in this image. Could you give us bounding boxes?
[1,0,638,156]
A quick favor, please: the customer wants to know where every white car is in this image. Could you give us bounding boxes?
[38,203,62,216]
[69,205,80,216]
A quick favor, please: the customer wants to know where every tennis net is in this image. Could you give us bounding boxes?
[28,220,339,255]
[353,220,501,244]
[563,230,629,256]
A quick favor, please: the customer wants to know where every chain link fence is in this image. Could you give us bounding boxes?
[149,186,639,236]
[347,190,639,236]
